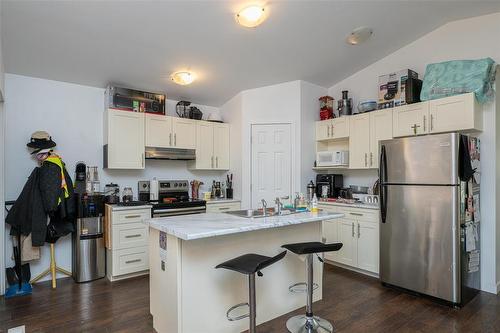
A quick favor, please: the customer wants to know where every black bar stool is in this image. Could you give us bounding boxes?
[282,242,343,333]
[216,251,287,333]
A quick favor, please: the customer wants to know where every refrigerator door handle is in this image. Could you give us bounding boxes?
[380,145,388,223]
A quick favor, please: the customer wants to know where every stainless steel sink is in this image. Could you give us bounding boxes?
[225,209,303,218]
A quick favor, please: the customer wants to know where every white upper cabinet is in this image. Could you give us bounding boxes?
[315,117,350,141]
[429,92,482,134]
[349,113,371,169]
[172,118,196,149]
[104,109,145,169]
[145,114,172,148]
[369,109,393,168]
[213,123,230,170]
[393,101,430,137]
[189,121,230,170]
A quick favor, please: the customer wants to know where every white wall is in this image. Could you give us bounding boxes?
[3,74,224,282]
[240,81,302,209]
[328,12,500,293]
[300,81,327,188]
[220,93,242,202]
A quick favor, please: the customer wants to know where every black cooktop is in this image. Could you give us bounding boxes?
[152,199,206,210]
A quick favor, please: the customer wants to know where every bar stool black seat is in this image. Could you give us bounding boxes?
[282,241,343,333]
[216,251,287,333]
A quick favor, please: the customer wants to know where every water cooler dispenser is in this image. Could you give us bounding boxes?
[72,194,106,283]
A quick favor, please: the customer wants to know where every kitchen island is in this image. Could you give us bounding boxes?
[145,211,344,333]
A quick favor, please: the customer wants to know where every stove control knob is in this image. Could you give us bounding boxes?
[174,183,178,187]
[183,182,187,187]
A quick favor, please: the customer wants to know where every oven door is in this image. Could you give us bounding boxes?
[152,206,206,218]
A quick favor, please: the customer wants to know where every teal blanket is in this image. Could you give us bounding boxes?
[420,58,497,104]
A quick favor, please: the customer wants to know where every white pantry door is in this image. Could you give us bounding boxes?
[251,124,291,209]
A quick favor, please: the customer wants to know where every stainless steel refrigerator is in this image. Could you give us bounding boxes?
[379,133,480,306]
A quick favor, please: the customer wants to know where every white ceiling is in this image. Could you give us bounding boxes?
[2,1,500,106]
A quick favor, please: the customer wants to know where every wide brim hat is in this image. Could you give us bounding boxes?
[27,131,56,150]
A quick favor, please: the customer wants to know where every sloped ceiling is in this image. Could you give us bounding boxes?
[2,1,500,106]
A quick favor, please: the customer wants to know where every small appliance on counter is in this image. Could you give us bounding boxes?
[315,174,343,199]
[122,187,133,202]
[319,95,334,120]
[339,188,353,199]
[316,150,349,167]
[307,180,316,202]
[72,193,106,283]
[74,162,87,195]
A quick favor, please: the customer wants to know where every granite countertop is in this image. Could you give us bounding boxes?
[318,201,380,210]
[107,204,153,211]
[205,198,241,204]
[144,211,344,241]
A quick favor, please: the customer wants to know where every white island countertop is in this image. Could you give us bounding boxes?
[145,211,343,240]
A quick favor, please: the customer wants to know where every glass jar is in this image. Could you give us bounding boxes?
[122,187,133,203]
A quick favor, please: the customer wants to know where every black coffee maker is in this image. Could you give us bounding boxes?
[315,174,343,198]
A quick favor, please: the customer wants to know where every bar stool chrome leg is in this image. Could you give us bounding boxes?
[286,254,334,333]
[249,273,257,333]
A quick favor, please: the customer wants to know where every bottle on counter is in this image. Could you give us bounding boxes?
[311,193,318,213]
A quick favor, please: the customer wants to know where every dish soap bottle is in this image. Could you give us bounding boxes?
[311,193,318,213]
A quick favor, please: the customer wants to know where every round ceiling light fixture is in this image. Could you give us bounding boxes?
[236,5,266,28]
[346,26,373,45]
[171,71,196,85]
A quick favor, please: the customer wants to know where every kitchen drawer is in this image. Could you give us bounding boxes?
[114,209,151,225]
[206,202,241,213]
[112,246,149,277]
[112,222,149,250]
[318,204,339,213]
[337,207,379,222]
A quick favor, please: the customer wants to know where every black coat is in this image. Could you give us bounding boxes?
[6,161,76,246]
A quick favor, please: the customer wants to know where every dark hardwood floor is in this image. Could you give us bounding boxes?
[1,265,499,333]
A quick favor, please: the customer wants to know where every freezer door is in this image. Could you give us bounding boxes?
[379,133,459,185]
[380,184,460,303]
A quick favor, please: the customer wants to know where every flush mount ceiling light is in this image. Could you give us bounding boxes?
[346,26,373,45]
[236,5,266,28]
[171,71,196,85]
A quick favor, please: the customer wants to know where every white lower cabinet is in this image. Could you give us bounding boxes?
[105,206,151,281]
[321,204,379,275]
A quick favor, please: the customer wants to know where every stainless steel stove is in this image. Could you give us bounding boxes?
[138,180,206,217]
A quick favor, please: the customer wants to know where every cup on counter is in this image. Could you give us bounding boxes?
[203,192,212,200]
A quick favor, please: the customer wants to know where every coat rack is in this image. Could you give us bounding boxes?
[30,243,71,289]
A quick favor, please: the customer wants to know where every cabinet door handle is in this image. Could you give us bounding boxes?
[357,223,361,238]
[169,133,172,146]
[364,153,368,167]
[125,259,141,264]
[351,222,355,237]
[331,124,334,137]
[370,152,373,167]
[125,234,142,239]
[218,207,231,211]
[327,125,330,137]
[125,215,141,219]
[350,212,363,216]
[423,115,426,132]
[142,153,144,168]
[174,133,177,146]
[430,114,434,131]
[216,156,219,168]
[211,156,214,168]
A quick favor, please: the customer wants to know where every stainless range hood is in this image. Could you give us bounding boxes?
[145,147,196,160]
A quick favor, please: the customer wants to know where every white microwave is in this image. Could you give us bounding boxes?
[316,151,349,167]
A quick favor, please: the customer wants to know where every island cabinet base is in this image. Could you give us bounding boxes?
[149,222,324,333]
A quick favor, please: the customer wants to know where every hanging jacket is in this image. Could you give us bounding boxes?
[6,154,76,246]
